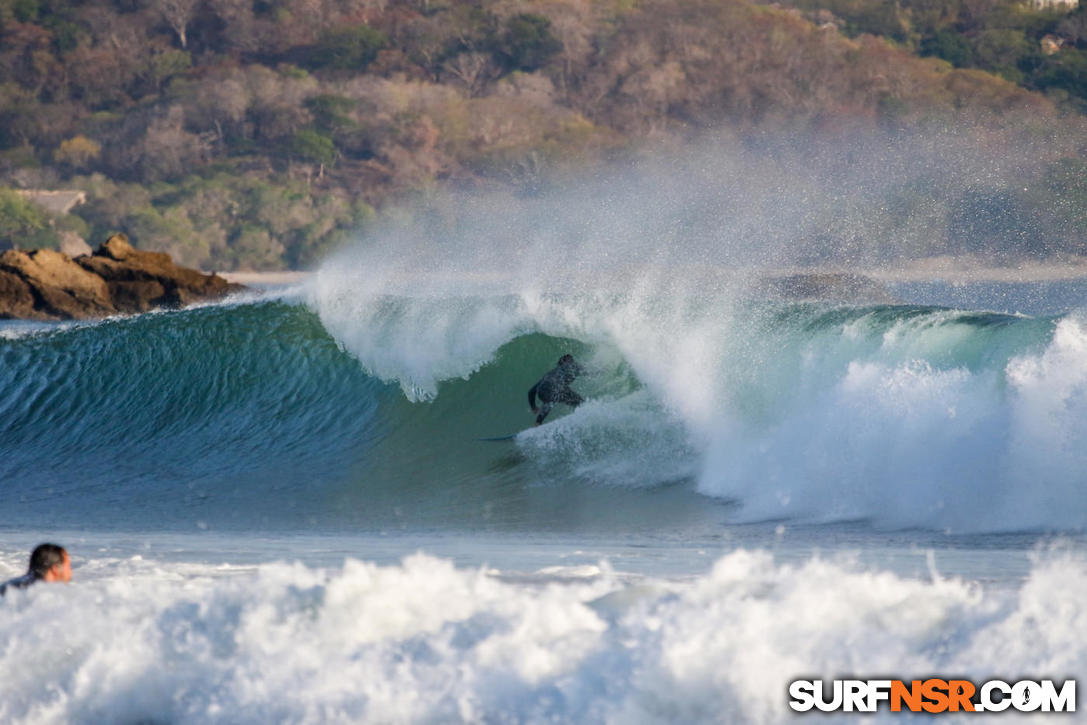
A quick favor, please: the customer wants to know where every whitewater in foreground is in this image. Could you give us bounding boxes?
[4,149,1087,721]
[2,265,1085,722]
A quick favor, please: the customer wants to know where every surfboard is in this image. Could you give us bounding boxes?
[477,434,519,441]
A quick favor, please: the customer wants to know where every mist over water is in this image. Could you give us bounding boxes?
[307,130,1087,534]
[317,125,1076,282]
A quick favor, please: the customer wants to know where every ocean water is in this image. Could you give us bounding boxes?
[2,242,1086,722]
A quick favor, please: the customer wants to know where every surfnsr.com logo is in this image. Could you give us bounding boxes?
[789,679,1076,714]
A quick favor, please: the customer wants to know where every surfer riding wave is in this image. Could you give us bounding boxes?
[528,354,585,425]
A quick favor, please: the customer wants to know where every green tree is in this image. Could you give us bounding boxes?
[306,94,356,133]
[0,188,58,250]
[972,29,1030,83]
[287,129,336,165]
[230,223,285,270]
[45,18,82,54]
[922,30,974,68]
[12,0,38,23]
[305,24,386,71]
[0,85,42,149]
[143,49,192,92]
[126,203,209,267]
[492,14,562,72]
[1029,48,1087,108]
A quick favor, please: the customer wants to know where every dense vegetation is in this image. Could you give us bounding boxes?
[783,0,1087,110]
[0,0,1083,269]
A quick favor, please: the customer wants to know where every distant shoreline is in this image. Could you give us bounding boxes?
[862,256,1087,283]
[217,271,313,285]
[216,258,1087,288]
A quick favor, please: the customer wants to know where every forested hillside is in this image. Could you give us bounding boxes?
[781,0,1087,110]
[0,0,1084,269]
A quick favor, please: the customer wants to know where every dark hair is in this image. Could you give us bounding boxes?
[558,354,574,365]
[28,543,66,578]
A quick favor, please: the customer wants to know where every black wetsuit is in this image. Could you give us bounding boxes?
[0,573,38,596]
[528,359,585,424]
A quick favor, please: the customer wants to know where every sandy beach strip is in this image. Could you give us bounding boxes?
[217,271,313,285]
[861,256,1087,283]
[215,257,1087,287]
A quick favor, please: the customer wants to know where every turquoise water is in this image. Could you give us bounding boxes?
[2,276,1085,724]
[1,288,1082,535]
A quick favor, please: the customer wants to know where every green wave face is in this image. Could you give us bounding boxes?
[0,302,389,529]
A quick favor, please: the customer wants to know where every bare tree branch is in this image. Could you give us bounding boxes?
[150,0,200,48]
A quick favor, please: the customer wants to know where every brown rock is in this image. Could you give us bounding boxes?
[109,280,169,313]
[0,269,44,320]
[0,234,248,320]
[0,248,115,319]
[98,233,169,265]
[78,233,243,313]
[96,233,133,260]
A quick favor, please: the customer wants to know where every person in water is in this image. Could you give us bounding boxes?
[528,354,585,425]
[0,543,71,596]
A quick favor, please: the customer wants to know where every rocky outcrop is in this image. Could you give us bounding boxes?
[0,269,38,319]
[0,248,114,319]
[77,234,240,314]
[0,234,245,320]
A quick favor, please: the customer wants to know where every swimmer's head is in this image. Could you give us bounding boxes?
[29,543,71,583]
[558,354,575,366]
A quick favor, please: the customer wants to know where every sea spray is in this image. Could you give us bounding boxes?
[309,235,1087,531]
[693,312,1087,531]
[1,547,1084,724]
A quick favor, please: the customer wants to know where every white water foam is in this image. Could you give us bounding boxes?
[696,315,1087,531]
[310,244,1087,531]
[306,137,1087,532]
[1,548,1083,724]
